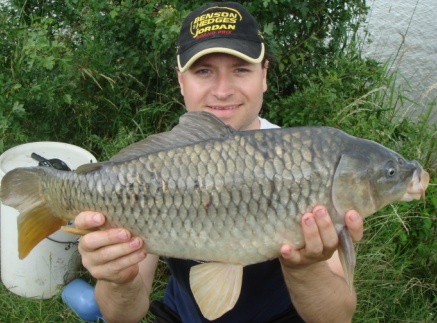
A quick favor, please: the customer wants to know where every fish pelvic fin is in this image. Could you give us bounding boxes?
[61,226,94,236]
[338,226,356,291]
[0,167,65,259]
[189,262,243,320]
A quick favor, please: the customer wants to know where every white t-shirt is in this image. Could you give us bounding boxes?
[259,117,280,129]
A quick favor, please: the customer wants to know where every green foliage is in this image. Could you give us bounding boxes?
[246,0,368,94]
[0,0,188,155]
[264,54,386,127]
[0,0,369,156]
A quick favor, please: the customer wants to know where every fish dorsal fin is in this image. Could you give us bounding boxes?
[111,112,236,162]
[332,153,376,218]
[76,163,102,174]
[190,262,243,320]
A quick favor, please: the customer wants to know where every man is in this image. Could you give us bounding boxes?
[75,2,364,322]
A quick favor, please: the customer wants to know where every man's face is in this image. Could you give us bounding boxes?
[177,53,268,131]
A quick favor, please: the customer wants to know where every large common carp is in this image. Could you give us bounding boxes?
[0,112,429,320]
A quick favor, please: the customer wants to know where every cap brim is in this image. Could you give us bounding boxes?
[177,39,264,72]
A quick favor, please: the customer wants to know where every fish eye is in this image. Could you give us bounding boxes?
[387,167,396,177]
[385,161,397,177]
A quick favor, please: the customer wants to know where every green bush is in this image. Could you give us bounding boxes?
[1,0,369,157]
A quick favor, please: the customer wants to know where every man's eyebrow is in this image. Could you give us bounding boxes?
[190,60,212,68]
[191,60,253,69]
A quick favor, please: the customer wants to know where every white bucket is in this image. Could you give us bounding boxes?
[0,142,97,298]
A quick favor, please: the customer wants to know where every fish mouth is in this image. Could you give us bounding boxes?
[400,168,430,202]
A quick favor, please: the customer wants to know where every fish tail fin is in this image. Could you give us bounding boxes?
[338,226,356,291]
[0,168,65,259]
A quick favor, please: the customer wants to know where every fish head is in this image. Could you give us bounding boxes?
[332,141,429,220]
[369,157,429,208]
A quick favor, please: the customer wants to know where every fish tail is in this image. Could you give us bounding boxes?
[338,226,356,292]
[0,167,65,259]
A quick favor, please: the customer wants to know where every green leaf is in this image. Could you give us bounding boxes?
[42,56,56,70]
[12,102,25,113]
[63,94,72,105]
[263,22,274,36]
[109,10,118,19]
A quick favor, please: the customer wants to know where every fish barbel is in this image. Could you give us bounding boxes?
[0,112,429,320]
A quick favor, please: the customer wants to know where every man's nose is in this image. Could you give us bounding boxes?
[211,73,235,99]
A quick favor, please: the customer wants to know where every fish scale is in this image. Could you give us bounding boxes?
[0,111,429,320]
[62,130,321,262]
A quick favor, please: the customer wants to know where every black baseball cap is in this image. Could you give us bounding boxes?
[177,2,265,72]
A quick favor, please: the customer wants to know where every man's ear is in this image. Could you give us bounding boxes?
[263,59,269,69]
[262,60,269,92]
[177,71,185,96]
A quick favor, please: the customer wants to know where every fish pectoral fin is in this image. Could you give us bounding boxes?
[189,262,243,320]
[338,226,356,291]
[332,153,375,218]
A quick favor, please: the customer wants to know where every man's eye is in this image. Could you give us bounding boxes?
[196,69,210,75]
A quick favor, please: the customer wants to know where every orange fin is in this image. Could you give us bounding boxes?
[61,226,94,236]
[17,205,65,259]
[190,262,243,320]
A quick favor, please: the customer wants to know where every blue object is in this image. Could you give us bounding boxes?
[62,278,105,322]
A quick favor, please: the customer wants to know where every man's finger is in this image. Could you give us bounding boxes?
[74,211,106,229]
[345,210,363,242]
[312,206,338,251]
[79,228,132,252]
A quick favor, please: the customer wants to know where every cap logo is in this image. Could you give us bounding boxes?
[190,6,242,39]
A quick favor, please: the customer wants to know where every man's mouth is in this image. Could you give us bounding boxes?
[208,105,239,110]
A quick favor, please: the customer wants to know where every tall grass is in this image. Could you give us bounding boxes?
[354,201,436,322]
[0,266,89,322]
[348,21,437,321]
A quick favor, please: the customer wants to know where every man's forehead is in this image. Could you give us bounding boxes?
[191,53,255,66]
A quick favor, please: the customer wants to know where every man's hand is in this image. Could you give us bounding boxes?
[280,206,363,268]
[75,212,158,322]
[278,206,363,322]
[75,212,147,284]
